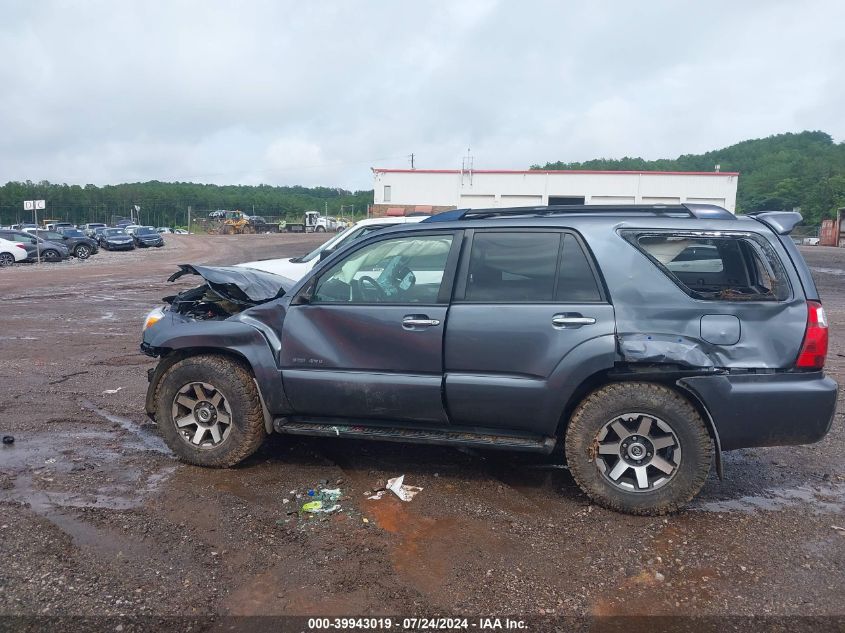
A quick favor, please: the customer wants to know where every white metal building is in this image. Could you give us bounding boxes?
[371,168,739,215]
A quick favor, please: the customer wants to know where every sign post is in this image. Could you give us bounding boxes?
[23,200,46,263]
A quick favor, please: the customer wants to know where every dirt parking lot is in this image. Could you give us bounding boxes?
[1,235,844,628]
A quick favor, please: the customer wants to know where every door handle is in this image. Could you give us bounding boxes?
[552,314,596,328]
[403,316,441,328]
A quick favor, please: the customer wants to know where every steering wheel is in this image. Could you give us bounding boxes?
[359,275,387,300]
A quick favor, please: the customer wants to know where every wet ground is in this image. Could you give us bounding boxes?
[0,236,843,625]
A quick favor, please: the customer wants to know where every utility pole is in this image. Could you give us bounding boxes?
[187,205,191,233]
[409,153,415,169]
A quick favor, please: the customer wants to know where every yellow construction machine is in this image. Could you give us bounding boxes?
[214,211,255,235]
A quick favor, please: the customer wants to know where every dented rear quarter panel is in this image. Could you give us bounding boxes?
[583,217,809,369]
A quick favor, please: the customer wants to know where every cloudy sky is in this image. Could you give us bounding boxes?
[1,0,843,190]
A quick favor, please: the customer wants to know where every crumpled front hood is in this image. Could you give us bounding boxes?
[167,264,295,305]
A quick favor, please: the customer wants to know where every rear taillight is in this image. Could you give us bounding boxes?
[15,244,26,250]
[795,301,828,370]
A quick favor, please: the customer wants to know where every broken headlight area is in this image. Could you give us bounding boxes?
[162,264,295,320]
[163,285,241,320]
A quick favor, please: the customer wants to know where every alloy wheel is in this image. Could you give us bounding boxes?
[593,413,681,492]
[0,253,14,267]
[170,382,233,449]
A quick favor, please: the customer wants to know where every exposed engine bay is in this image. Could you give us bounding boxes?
[164,264,294,319]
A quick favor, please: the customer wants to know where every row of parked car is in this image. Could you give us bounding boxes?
[0,222,185,266]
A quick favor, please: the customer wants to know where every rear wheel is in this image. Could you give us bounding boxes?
[565,382,713,515]
[154,355,267,467]
[0,252,14,267]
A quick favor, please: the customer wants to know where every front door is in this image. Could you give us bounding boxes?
[280,230,460,424]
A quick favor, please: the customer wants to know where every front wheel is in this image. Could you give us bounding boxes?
[154,354,267,467]
[565,382,713,515]
[74,244,91,259]
[315,225,326,232]
[42,249,61,263]
[0,252,15,267]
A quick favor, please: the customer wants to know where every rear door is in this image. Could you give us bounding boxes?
[280,230,461,423]
[444,229,615,433]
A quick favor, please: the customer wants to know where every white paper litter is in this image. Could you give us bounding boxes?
[102,387,123,395]
[386,475,422,502]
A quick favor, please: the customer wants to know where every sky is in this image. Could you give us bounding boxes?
[1,0,843,191]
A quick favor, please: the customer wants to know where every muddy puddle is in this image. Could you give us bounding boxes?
[0,406,176,536]
[694,481,845,514]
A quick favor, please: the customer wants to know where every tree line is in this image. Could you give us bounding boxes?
[0,181,374,228]
[533,130,845,225]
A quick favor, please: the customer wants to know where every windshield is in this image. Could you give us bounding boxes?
[104,229,127,236]
[296,224,392,263]
[136,227,156,235]
[296,227,356,263]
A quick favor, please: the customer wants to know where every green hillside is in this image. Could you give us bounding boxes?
[533,131,845,225]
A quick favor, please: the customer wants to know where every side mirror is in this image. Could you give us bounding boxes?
[30,238,37,244]
[292,279,316,305]
[319,248,335,261]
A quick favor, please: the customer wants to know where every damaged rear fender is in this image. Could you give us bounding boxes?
[143,319,293,418]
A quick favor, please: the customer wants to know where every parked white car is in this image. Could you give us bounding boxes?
[238,216,426,280]
[0,237,29,266]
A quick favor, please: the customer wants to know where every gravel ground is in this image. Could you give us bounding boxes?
[0,236,843,629]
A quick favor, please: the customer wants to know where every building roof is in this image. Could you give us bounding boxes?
[372,168,740,177]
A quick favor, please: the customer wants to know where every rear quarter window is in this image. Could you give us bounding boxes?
[623,231,791,301]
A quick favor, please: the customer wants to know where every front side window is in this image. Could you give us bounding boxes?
[313,234,453,304]
[627,232,790,301]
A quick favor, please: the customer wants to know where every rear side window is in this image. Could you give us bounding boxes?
[626,232,790,301]
[465,231,602,303]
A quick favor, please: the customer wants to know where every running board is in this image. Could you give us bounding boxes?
[274,419,557,453]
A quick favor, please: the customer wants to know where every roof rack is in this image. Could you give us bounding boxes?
[422,203,735,223]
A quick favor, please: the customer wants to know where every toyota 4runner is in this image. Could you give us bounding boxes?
[140,204,837,514]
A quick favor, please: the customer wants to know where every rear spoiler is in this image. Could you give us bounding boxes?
[746,211,803,235]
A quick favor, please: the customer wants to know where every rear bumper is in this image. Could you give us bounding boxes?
[679,372,838,450]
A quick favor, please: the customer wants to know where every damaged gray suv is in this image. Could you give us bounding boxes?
[140,205,837,514]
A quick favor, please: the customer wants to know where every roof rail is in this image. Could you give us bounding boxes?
[421,203,735,223]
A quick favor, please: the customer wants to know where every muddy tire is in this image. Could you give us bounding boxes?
[41,249,60,262]
[154,354,267,467]
[564,382,713,515]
